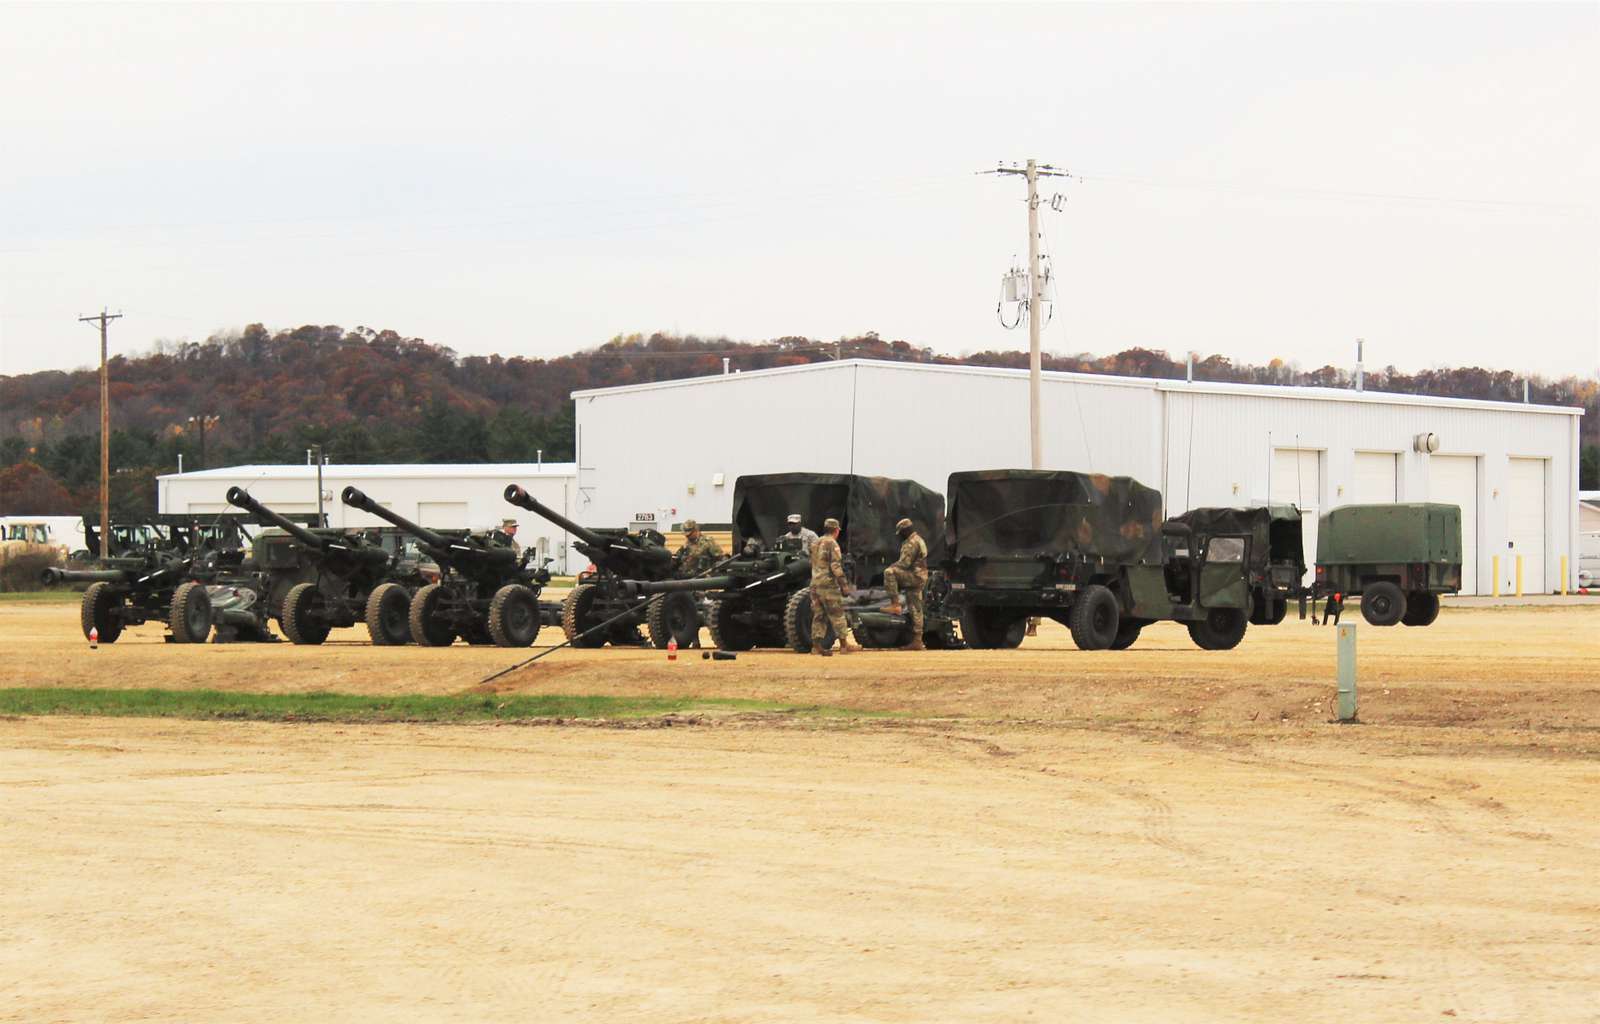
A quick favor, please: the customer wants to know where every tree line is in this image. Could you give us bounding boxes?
[2,323,1595,516]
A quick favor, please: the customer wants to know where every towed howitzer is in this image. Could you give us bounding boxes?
[341,486,546,647]
[43,554,214,645]
[504,483,677,646]
[226,486,412,645]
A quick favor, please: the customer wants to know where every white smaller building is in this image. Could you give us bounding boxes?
[158,463,580,573]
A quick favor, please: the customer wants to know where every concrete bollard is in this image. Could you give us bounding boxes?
[1336,623,1358,723]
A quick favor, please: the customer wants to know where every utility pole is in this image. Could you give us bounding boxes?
[188,413,218,470]
[79,309,122,559]
[312,443,325,523]
[987,160,1069,469]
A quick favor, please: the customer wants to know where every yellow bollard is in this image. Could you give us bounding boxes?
[1560,555,1568,596]
[1515,555,1524,597]
[1492,555,1500,597]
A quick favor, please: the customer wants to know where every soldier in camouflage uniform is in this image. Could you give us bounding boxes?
[882,517,928,650]
[674,519,724,578]
[809,517,859,656]
[782,513,819,555]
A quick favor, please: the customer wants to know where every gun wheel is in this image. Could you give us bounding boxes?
[168,581,213,644]
[560,584,609,648]
[282,582,332,645]
[782,588,830,652]
[646,592,699,649]
[710,598,760,651]
[366,582,413,645]
[488,584,541,647]
[80,581,125,644]
[407,583,456,647]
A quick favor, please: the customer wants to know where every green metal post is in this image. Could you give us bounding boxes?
[1336,623,1358,723]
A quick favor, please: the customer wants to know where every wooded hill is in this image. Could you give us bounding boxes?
[2,323,1596,515]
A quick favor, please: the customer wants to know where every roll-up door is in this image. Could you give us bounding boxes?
[418,502,470,529]
[1352,452,1398,504]
[1429,456,1478,594]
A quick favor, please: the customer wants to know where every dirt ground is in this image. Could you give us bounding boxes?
[2,601,1598,1022]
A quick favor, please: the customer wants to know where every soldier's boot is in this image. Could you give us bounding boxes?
[904,636,925,651]
[811,643,832,657]
[884,601,904,615]
[839,640,861,655]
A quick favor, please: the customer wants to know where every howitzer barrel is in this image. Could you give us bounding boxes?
[41,566,129,585]
[624,574,736,597]
[227,487,326,549]
[504,484,605,548]
[341,486,449,550]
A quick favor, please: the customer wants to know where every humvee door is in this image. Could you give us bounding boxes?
[1198,535,1249,608]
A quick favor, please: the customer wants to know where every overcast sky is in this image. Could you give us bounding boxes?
[2,2,1596,380]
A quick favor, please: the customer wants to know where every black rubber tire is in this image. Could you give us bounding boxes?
[488,584,541,647]
[959,607,1024,649]
[646,592,700,649]
[709,598,760,651]
[561,583,608,648]
[81,581,124,644]
[282,582,332,645]
[783,589,825,651]
[1360,581,1407,627]
[1401,591,1441,627]
[406,583,456,647]
[365,582,412,645]
[1109,618,1143,651]
[168,581,213,643]
[1069,584,1120,651]
[1186,607,1248,650]
[1262,598,1288,626]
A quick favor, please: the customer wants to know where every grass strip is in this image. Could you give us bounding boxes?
[0,590,84,603]
[0,687,866,723]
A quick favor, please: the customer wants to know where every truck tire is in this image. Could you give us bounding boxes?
[365,583,412,645]
[959,607,1024,649]
[646,592,699,649]
[407,583,456,647]
[710,598,760,651]
[1109,617,1144,650]
[488,584,541,647]
[168,581,213,643]
[561,584,608,648]
[1186,607,1248,650]
[282,582,332,645]
[1069,584,1120,650]
[1360,581,1406,627]
[1401,591,1440,627]
[80,581,125,644]
[783,589,825,652]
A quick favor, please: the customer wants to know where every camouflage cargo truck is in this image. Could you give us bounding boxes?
[1166,505,1305,625]
[621,472,960,651]
[945,469,1258,651]
[1314,502,1461,627]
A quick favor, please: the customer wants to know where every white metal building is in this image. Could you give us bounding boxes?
[158,463,581,573]
[571,359,1584,595]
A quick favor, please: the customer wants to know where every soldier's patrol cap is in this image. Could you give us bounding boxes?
[501,518,518,529]
[895,518,913,531]
[822,517,841,531]
[683,518,699,531]
[786,513,803,524]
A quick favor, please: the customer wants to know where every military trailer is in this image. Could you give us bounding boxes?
[505,483,678,647]
[227,487,418,645]
[621,473,960,651]
[1314,502,1462,627]
[341,486,549,647]
[944,469,1257,651]
[1167,505,1305,626]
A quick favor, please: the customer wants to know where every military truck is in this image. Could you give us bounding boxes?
[1167,505,1305,625]
[621,473,960,651]
[227,487,420,645]
[505,484,678,647]
[1313,502,1461,627]
[944,469,1257,651]
[341,486,549,647]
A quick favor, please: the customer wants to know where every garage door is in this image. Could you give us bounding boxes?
[1507,458,1546,594]
[1351,452,1397,504]
[1271,448,1322,585]
[418,502,469,529]
[1429,455,1478,594]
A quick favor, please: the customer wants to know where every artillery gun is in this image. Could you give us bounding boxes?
[620,473,961,652]
[226,486,414,645]
[504,484,677,646]
[341,487,549,647]
[43,554,213,645]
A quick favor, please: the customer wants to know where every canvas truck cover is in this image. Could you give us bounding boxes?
[1169,505,1304,574]
[946,470,1163,565]
[731,473,946,568]
[1317,503,1462,565]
